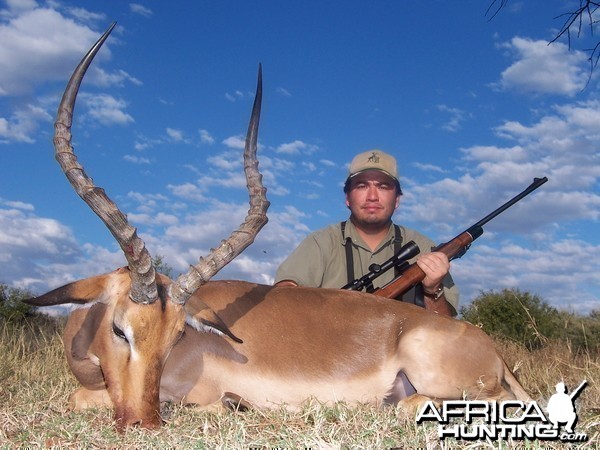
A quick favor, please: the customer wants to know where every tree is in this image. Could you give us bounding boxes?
[460,288,561,349]
[0,283,35,321]
[152,255,174,278]
[488,1,600,73]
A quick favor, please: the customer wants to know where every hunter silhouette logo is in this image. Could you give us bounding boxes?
[547,380,587,435]
[416,379,589,442]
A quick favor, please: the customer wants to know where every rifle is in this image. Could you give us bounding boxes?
[352,177,548,299]
[569,380,588,401]
[341,241,420,292]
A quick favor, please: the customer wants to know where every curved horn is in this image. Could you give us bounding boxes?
[169,65,269,304]
[53,23,158,304]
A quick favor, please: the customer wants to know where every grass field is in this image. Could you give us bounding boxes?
[1,316,598,449]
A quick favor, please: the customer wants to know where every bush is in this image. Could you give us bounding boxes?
[555,309,600,354]
[460,288,561,350]
[0,284,35,321]
[460,288,599,353]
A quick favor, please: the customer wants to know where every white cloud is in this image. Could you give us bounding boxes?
[436,104,469,132]
[266,185,291,196]
[140,202,310,284]
[259,155,294,172]
[0,7,113,97]
[1,199,34,211]
[95,69,143,88]
[167,182,207,202]
[275,140,318,155]
[495,37,588,96]
[65,6,107,23]
[452,239,600,314]
[129,3,153,18]
[0,4,139,144]
[0,206,85,292]
[222,135,246,149]
[0,197,294,297]
[302,161,316,172]
[320,159,337,167]
[225,90,249,102]
[0,103,52,143]
[412,162,446,173]
[492,100,600,191]
[207,151,242,171]
[4,0,38,14]
[199,129,214,144]
[82,93,134,126]
[198,172,247,189]
[166,127,186,142]
[133,134,163,151]
[276,87,291,97]
[123,154,151,164]
[127,212,179,227]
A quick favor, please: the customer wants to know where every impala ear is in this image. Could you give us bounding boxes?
[23,267,129,307]
[185,303,243,344]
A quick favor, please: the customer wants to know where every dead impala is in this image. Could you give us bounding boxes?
[26,24,532,430]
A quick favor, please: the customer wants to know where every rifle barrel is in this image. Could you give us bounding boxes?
[569,380,588,400]
[474,177,548,229]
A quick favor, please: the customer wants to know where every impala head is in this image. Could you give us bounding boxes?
[28,23,268,430]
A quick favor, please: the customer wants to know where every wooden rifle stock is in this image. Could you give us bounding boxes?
[373,229,477,299]
[372,177,548,300]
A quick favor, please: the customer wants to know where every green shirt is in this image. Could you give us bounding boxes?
[275,221,459,314]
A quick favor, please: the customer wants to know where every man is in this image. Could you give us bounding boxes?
[275,149,459,316]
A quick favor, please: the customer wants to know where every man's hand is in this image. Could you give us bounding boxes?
[416,251,450,293]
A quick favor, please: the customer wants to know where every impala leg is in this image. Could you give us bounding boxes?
[397,394,440,418]
[69,387,113,411]
[176,393,253,414]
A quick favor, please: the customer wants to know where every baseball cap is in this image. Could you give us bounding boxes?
[348,150,399,181]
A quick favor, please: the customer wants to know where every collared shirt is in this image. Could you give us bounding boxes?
[275,221,459,314]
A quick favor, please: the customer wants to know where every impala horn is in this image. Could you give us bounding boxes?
[169,64,269,304]
[53,22,269,305]
[54,22,158,304]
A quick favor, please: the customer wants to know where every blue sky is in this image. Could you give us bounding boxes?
[1,0,599,314]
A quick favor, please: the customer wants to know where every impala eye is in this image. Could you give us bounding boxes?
[112,323,128,342]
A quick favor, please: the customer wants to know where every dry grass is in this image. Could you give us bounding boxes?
[1,317,598,449]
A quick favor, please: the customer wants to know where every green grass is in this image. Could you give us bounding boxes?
[1,317,598,449]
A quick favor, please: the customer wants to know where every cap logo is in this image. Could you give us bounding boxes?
[347,150,400,188]
[368,152,380,164]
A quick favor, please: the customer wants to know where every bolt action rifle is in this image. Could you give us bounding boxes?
[343,177,548,300]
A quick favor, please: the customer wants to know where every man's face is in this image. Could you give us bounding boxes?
[345,170,400,229]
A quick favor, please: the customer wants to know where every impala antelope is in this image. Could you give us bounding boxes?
[26,23,532,431]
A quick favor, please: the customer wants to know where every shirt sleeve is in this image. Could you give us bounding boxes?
[274,233,325,287]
